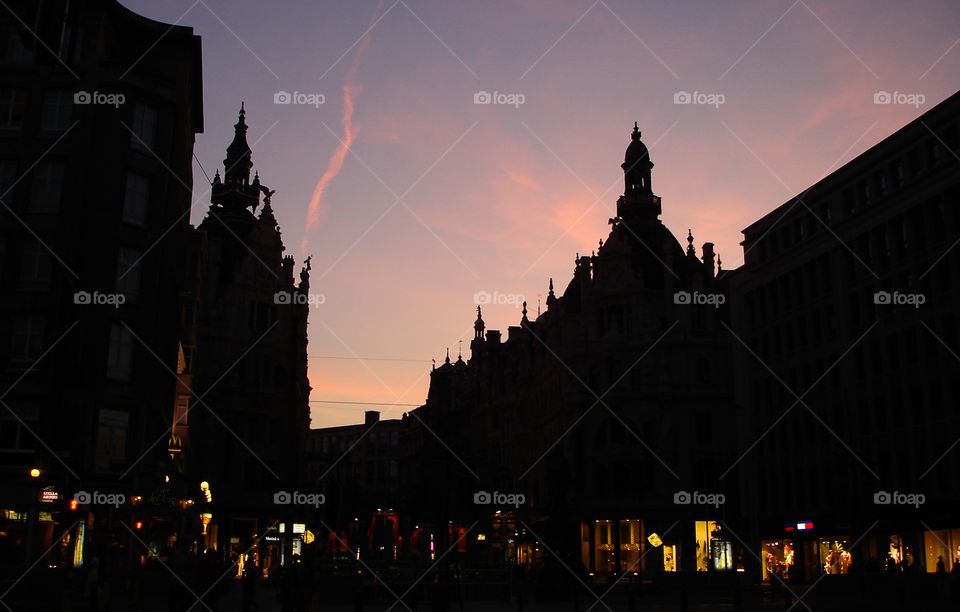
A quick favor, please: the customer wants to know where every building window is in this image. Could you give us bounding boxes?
[122,172,150,225]
[594,520,615,574]
[106,323,134,380]
[41,90,72,131]
[19,239,51,287]
[1,27,34,62]
[29,161,64,212]
[0,159,16,201]
[0,415,37,451]
[130,103,157,150]
[10,315,44,361]
[115,248,142,298]
[695,411,712,443]
[0,88,25,128]
[94,409,129,471]
[173,395,189,427]
[842,188,854,216]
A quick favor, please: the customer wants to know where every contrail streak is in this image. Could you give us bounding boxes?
[302,0,384,253]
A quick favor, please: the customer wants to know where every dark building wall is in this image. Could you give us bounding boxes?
[0,0,201,508]
[182,106,311,536]
[729,90,960,576]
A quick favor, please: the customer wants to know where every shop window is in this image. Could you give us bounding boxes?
[761,539,795,581]
[695,521,733,571]
[663,543,677,572]
[924,528,960,573]
[594,520,615,575]
[620,519,641,573]
[820,537,853,574]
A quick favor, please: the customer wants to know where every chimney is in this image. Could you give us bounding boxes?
[364,410,380,426]
[701,243,715,276]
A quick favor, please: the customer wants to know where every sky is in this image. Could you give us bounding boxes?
[121,0,960,428]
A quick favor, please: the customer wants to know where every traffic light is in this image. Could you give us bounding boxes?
[135,521,143,530]
[69,498,78,511]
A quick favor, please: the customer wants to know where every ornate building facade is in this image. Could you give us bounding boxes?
[314,125,742,578]
[173,105,313,567]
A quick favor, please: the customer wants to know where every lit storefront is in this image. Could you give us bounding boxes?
[819,537,853,574]
[924,527,960,572]
[758,520,848,581]
[760,539,795,581]
[695,520,733,571]
[580,519,736,575]
[582,519,643,577]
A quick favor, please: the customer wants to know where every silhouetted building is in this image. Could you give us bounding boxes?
[316,125,742,577]
[0,0,201,573]
[728,90,960,581]
[304,410,403,559]
[179,105,312,569]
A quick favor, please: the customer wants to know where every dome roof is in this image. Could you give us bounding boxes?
[624,122,650,166]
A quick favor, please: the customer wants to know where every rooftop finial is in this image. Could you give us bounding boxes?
[445,348,450,364]
[632,121,640,139]
[474,306,485,339]
[522,300,528,321]
[687,229,695,256]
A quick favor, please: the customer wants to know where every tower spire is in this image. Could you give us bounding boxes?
[474,306,485,339]
[223,102,253,186]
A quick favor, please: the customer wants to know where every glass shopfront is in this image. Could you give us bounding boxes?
[583,519,645,577]
[619,520,641,572]
[819,537,853,574]
[761,539,795,581]
[695,520,733,571]
[595,520,616,574]
[883,534,914,571]
[662,543,677,572]
[924,528,960,573]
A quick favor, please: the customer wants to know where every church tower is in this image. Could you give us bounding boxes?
[616,122,661,224]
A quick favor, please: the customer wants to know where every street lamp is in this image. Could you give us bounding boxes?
[24,468,41,567]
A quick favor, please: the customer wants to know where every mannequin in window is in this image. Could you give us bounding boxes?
[839,548,851,574]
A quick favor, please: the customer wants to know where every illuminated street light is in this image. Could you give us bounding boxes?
[29,468,40,478]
